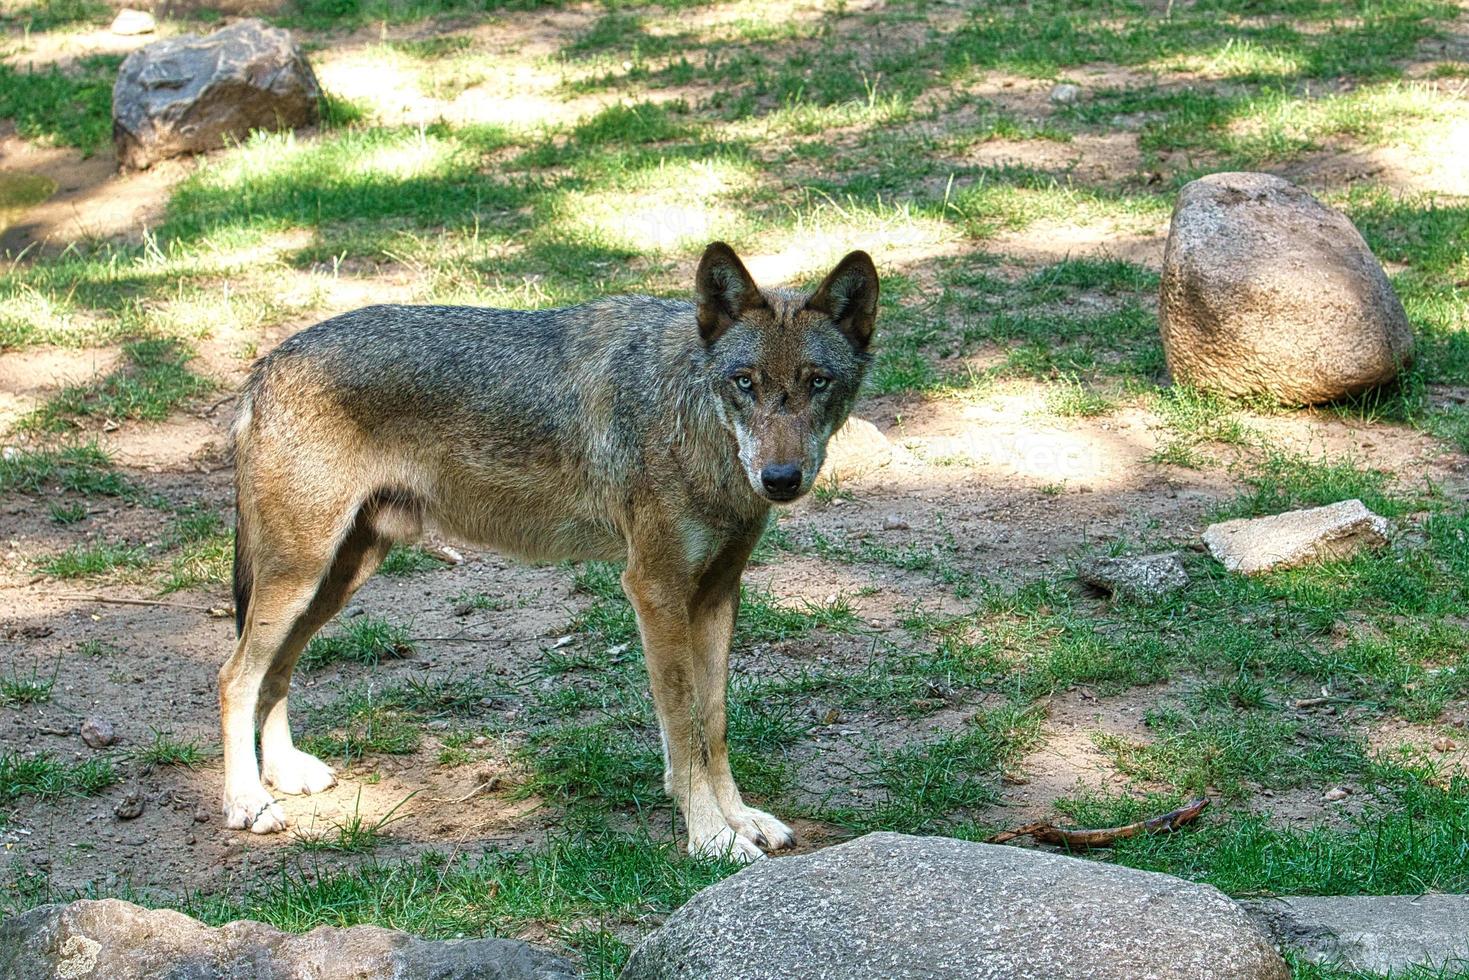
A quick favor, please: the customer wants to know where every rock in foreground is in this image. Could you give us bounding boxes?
[0,899,577,980]
[621,832,1288,980]
[1202,499,1389,575]
[113,19,320,169]
[1159,172,1413,405]
[1243,895,1469,975]
[1076,551,1189,603]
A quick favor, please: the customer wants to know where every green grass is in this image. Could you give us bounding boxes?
[0,663,57,706]
[34,540,150,579]
[300,616,416,670]
[292,789,415,853]
[158,509,233,593]
[298,675,506,765]
[819,702,1045,833]
[0,56,118,152]
[0,752,116,805]
[379,545,448,577]
[24,338,213,432]
[132,730,208,769]
[187,831,740,976]
[0,444,130,498]
[1058,763,1469,896]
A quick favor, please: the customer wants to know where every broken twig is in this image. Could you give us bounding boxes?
[988,796,1209,849]
[40,592,226,614]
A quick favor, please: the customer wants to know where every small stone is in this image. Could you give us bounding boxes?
[193,806,210,823]
[882,515,910,531]
[1075,551,1189,604]
[1202,500,1389,575]
[343,604,366,619]
[113,792,145,820]
[1432,737,1457,752]
[1323,787,1350,802]
[109,8,156,34]
[1049,83,1081,105]
[80,717,117,749]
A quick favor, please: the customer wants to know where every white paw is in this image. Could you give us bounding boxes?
[223,787,287,834]
[262,749,336,796]
[727,805,797,852]
[690,826,765,864]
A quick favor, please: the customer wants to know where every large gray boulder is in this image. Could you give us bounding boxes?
[113,19,321,169]
[621,832,1289,980]
[0,899,578,979]
[1159,172,1413,406]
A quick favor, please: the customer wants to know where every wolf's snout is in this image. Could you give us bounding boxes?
[760,463,803,499]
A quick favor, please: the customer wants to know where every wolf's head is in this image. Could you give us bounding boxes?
[696,241,878,504]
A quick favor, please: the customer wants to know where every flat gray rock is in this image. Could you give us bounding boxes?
[1159,172,1413,405]
[1202,499,1389,575]
[113,19,320,169]
[1076,551,1188,603]
[0,899,577,979]
[1243,895,1469,973]
[621,832,1288,980]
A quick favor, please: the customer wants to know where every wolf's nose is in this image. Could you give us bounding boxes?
[761,463,803,496]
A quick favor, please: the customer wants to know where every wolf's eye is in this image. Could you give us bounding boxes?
[811,377,830,392]
[734,374,754,391]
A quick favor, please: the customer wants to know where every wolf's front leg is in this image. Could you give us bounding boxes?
[690,574,796,854]
[624,560,760,861]
[623,538,794,862]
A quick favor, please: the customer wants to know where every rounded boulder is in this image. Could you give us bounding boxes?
[621,832,1289,980]
[1158,172,1413,405]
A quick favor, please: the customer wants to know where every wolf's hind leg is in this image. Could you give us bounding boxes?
[258,504,395,797]
[221,565,327,833]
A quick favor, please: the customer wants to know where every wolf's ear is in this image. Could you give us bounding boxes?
[696,242,766,345]
[806,250,879,351]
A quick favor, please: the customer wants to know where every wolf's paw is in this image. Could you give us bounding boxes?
[223,788,287,834]
[690,826,765,864]
[263,749,336,796]
[727,805,796,852]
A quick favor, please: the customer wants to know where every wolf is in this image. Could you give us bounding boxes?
[221,241,879,861]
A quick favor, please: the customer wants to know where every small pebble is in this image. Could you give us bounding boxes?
[882,515,910,531]
[109,8,155,35]
[1322,787,1350,802]
[114,792,145,820]
[80,717,117,749]
[1432,737,1458,752]
[1049,83,1081,105]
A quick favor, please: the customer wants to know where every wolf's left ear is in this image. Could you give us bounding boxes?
[696,242,766,345]
[806,250,879,351]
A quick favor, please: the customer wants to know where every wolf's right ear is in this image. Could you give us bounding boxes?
[696,242,766,345]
